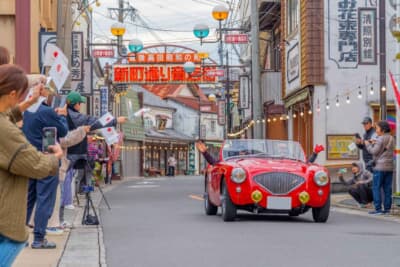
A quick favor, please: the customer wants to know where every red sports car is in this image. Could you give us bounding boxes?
[203,139,330,222]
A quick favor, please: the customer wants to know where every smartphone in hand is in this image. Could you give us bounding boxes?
[42,127,57,153]
[355,133,361,139]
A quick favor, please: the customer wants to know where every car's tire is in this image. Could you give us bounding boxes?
[312,196,330,223]
[288,211,300,217]
[221,180,237,221]
[204,179,218,215]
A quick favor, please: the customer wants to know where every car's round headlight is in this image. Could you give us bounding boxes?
[231,168,247,183]
[314,171,329,186]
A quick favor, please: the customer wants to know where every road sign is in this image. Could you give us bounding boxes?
[92,49,115,58]
[206,69,225,77]
[224,34,249,44]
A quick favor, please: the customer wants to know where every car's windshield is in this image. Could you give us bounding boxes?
[222,139,306,162]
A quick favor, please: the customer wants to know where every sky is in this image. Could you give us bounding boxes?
[88,0,240,63]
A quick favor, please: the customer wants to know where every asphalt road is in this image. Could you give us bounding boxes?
[100,176,400,267]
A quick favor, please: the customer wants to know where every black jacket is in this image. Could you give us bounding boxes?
[356,127,376,164]
[67,106,117,155]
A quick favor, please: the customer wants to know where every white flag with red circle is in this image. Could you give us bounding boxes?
[49,56,70,92]
[43,44,68,66]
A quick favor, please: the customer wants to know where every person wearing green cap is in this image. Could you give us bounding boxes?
[64,91,127,197]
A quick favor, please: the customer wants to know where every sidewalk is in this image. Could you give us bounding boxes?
[331,193,400,222]
[12,178,129,267]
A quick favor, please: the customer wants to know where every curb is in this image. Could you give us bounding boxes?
[331,203,400,223]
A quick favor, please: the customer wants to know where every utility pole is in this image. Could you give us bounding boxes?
[118,0,124,52]
[56,0,72,89]
[226,51,231,133]
[250,0,262,138]
[379,0,387,120]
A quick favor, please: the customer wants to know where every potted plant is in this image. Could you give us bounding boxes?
[393,192,400,207]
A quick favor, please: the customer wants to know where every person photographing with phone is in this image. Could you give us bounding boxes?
[0,65,63,265]
[364,120,395,215]
[355,117,377,172]
[21,75,68,249]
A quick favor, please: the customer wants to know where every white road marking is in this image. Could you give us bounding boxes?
[127,185,160,189]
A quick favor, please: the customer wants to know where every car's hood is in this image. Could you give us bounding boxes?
[229,157,308,176]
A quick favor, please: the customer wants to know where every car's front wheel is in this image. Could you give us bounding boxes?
[312,196,330,223]
[221,179,237,222]
[204,179,218,215]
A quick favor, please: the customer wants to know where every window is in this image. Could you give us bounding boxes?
[210,120,216,134]
[157,119,167,130]
[287,0,299,36]
[144,117,153,129]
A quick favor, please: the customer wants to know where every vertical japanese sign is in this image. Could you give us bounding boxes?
[328,0,358,69]
[100,86,109,116]
[71,31,83,81]
[358,8,377,65]
[239,75,249,109]
[92,90,101,117]
[217,100,226,125]
[71,60,92,94]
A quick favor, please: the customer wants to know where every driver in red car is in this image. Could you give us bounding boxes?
[195,140,324,165]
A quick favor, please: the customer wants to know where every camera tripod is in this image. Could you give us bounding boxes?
[82,188,99,225]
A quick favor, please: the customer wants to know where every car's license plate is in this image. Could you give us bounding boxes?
[267,197,291,210]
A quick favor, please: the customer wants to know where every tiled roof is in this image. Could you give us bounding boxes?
[168,96,217,113]
[141,84,216,113]
[132,85,175,110]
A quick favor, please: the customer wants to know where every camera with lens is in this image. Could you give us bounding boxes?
[82,185,94,193]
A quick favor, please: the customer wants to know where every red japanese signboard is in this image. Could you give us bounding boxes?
[92,49,115,58]
[224,34,249,44]
[113,64,218,84]
[206,69,225,77]
[127,52,201,64]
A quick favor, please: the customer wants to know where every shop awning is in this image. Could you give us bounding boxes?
[145,128,194,142]
[284,89,310,109]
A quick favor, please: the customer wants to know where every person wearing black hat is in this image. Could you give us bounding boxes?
[355,116,377,172]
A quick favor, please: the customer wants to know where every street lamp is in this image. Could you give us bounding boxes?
[183,61,196,75]
[128,38,144,53]
[110,22,126,37]
[193,24,210,45]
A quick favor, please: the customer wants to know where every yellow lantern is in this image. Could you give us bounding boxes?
[212,5,229,21]
[198,52,209,60]
[110,22,126,37]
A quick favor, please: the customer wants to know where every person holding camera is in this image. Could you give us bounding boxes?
[364,120,394,215]
[0,65,63,265]
[355,117,377,172]
[337,162,373,208]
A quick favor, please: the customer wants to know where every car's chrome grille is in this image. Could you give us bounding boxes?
[254,172,305,194]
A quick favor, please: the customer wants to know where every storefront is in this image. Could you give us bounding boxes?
[144,128,193,175]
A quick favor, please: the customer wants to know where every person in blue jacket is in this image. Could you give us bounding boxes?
[22,88,68,249]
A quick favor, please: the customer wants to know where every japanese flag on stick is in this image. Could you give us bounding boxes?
[389,71,400,107]
[133,108,151,117]
[43,44,68,66]
[100,127,119,145]
[98,112,115,126]
[49,56,70,92]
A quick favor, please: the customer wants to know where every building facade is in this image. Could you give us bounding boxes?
[0,0,58,72]
[281,0,396,166]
